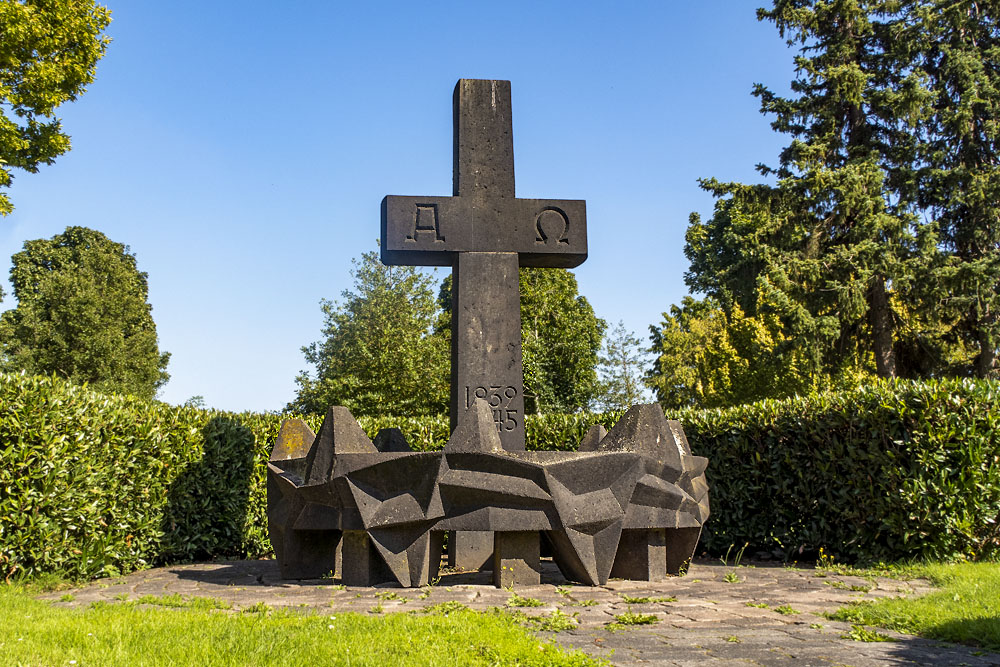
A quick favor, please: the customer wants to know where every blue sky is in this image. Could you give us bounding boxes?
[0,1,795,412]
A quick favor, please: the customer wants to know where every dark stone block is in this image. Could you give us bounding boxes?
[448,530,493,571]
[341,530,395,586]
[266,79,710,589]
[599,404,684,469]
[278,530,340,580]
[665,526,702,575]
[610,529,667,581]
[373,428,413,452]
[450,253,526,451]
[304,406,377,485]
[578,424,607,451]
[270,418,316,462]
[493,531,540,587]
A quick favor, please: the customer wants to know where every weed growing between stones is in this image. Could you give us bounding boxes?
[507,593,544,608]
[620,595,676,604]
[842,625,894,642]
[606,608,659,633]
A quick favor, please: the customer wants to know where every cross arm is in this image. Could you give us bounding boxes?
[380,195,587,268]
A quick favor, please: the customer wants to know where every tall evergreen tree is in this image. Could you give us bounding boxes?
[0,226,170,399]
[907,0,1000,377]
[593,321,650,411]
[647,0,1000,408]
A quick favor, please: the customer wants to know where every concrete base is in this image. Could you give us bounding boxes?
[493,531,540,587]
[341,530,394,586]
[665,527,702,575]
[278,530,340,580]
[448,530,493,571]
[610,529,666,581]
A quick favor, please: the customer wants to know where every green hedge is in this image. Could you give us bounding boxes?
[2,371,998,580]
[678,378,1000,563]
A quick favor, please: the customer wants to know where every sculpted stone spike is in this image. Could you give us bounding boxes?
[598,404,684,468]
[304,406,377,485]
[443,399,503,452]
[373,427,413,453]
[578,424,607,452]
[270,419,316,462]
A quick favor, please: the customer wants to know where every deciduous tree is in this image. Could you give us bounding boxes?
[0,226,170,399]
[290,250,448,416]
[0,0,111,216]
[437,268,605,414]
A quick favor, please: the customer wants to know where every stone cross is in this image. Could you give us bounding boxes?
[381,79,587,450]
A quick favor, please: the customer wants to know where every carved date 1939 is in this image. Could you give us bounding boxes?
[465,385,518,432]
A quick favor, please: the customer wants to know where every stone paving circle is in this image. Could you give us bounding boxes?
[41,558,1000,666]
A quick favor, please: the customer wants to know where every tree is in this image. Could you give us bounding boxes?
[0,226,170,399]
[437,268,605,414]
[290,250,448,416]
[592,320,650,411]
[904,0,1000,378]
[649,1,1000,408]
[0,0,111,216]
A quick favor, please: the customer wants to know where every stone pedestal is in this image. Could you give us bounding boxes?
[278,530,340,580]
[610,529,666,581]
[493,531,540,587]
[341,530,393,586]
[665,527,702,575]
[448,530,493,571]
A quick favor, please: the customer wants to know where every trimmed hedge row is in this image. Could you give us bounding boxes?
[0,373,623,580]
[2,371,998,580]
[680,379,1000,563]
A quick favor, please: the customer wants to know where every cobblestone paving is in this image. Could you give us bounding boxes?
[40,559,1000,666]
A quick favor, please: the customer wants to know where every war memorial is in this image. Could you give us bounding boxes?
[266,79,710,588]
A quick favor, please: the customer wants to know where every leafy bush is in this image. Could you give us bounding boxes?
[2,371,998,580]
[679,378,1000,563]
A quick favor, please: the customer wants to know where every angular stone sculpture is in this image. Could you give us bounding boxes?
[267,79,710,587]
[268,400,709,587]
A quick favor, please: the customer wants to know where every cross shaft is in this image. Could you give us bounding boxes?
[380,79,588,449]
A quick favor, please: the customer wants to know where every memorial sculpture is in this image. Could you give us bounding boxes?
[267,79,710,588]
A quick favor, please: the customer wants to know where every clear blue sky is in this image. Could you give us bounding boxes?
[0,1,795,412]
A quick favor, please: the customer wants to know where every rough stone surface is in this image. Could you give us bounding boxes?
[448,530,493,571]
[267,78,711,589]
[381,79,587,449]
[268,401,709,588]
[494,531,541,586]
[44,560,1000,667]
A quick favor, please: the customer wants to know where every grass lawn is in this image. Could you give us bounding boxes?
[829,562,1000,650]
[0,586,601,666]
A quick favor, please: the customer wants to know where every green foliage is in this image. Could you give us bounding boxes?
[4,370,999,581]
[0,372,257,580]
[830,562,1000,650]
[646,293,828,409]
[290,250,448,416]
[685,378,1000,563]
[903,1,1000,378]
[439,268,605,414]
[518,268,605,412]
[0,0,111,216]
[592,321,650,411]
[0,587,601,667]
[664,0,1000,404]
[0,227,170,399]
